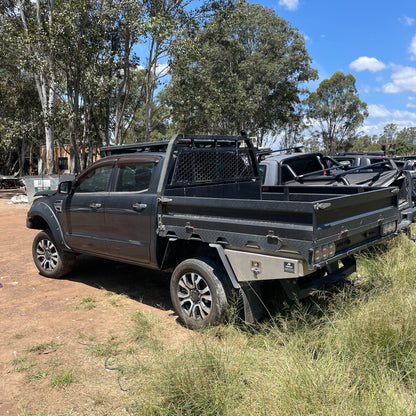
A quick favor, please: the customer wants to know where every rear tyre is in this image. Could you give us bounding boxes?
[32,230,75,278]
[170,257,232,329]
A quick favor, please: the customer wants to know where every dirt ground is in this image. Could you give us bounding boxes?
[0,189,191,415]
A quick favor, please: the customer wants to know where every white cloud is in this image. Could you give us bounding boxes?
[349,56,387,72]
[368,104,392,118]
[368,104,416,121]
[137,62,169,76]
[382,66,416,93]
[410,34,416,60]
[364,108,416,136]
[278,0,299,11]
[400,16,415,26]
[407,97,416,109]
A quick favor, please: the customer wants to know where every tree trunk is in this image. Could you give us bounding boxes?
[18,137,26,177]
[145,39,158,142]
[44,123,54,174]
[18,0,56,174]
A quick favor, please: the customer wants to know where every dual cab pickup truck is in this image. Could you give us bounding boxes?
[27,134,399,329]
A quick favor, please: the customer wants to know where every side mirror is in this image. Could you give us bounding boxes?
[58,181,73,194]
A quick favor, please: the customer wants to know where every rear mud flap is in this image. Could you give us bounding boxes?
[240,282,264,324]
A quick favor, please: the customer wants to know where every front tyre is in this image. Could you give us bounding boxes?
[32,230,75,278]
[170,257,232,330]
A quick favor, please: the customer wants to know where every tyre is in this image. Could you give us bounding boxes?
[32,230,75,278]
[170,257,232,329]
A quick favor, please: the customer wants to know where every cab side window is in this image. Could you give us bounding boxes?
[76,166,113,193]
[116,164,154,192]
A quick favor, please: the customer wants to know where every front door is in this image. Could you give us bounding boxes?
[64,163,113,254]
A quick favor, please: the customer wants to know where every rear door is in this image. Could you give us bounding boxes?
[102,156,160,264]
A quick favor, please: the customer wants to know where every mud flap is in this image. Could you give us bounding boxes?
[240,282,264,324]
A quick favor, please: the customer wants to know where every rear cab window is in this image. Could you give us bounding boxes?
[114,156,161,193]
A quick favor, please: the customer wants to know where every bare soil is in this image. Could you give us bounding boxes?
[0,189,191,415]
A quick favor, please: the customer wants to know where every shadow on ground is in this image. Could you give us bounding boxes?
[65,255,174,312]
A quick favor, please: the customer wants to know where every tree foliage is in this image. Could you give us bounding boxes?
[163,0,317,146]
[2,0,416,176]
[308,124,416,156]
[140,0,197,141]
[305,70,369,154]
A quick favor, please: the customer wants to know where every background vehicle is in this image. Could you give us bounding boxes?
[27,134,399,329]
[260,149,416,231]
[332,152,395,170]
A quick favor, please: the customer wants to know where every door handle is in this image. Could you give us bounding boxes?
[132,203,147,211]
[89,203,102,209]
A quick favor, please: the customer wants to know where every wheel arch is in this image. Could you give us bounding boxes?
[27,202,72,252]
[160,239,239,289]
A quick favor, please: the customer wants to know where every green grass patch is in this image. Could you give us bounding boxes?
[26,370,48,383]
[80,296,96,310]
[12,356,36,372]
[78,330,96,342]
[128,311,163,351]
[27,340,62,353]
[49,367,76,388]
[85,342,119,358]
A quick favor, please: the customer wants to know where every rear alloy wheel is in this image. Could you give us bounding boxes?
[32,230,75,278]
[170,257,232,329]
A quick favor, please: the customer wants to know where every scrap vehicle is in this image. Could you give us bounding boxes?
[260,149,416,231]
[0,175,20,189]
[332,152,405,176]
[27,134,400,329]
[393,155,416,171]
[333,151,416,207]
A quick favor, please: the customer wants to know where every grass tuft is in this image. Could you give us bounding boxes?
[80,296,97,310]
[49,367,76,388]
[12,356,36,372]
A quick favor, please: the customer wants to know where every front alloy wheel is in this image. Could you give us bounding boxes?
[36,237,59,272]
[32,230,75,278]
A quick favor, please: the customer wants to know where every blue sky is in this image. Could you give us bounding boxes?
[259,0,416,137]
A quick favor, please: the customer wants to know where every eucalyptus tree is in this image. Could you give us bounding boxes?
[13,0,59,174]
[163,0,317,145]
[305,70,369,154]
[99,0,146,146]
[140,0,201,141]
[0,72,42,175]
[0,3,42,175]
[48,0,143,171]
[397,127,416,146]
[378,123,399,144]
[5,0,149,173]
